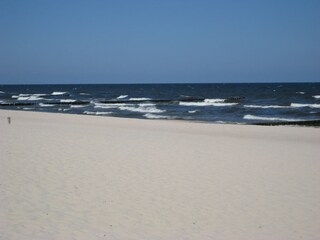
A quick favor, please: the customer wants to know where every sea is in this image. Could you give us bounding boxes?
[0,83,320,125]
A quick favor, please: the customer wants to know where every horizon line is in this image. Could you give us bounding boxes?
[1,81,320,86]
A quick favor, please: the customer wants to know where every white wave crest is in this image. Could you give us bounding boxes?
[119,105,165,113]
[80,93,90,95]
[215,121,227,124]
[95,112,112,115]
[13,93,46,99]
[313,95,320,99]
[188,110,198,113]
[60,99,76,103]
[244,114,303,121]
[51,91,67,95]
[291,103,320,108]
[297,92,305,94]
[17,96,44,101]
[94,103,129,109]
[32,93,47,97]
[39,103,55,107]
[144,113,169,119]
[0,91,4,94]
[83,111,111,115]
[117,95,128,99]
[180,100,237,107]
[204,98,225,103]
[244,104,289,109]
[129,97,151,101]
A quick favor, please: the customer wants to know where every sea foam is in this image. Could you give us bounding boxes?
[60,99,76,103]
[244,104,290,109]
[180,99,237,107]
[17,96,44,101]
[244,114,303,121]
[70,105,87,108]
[52,91,67,95]
[129,97,151,101]
[39,103,55,107]
[144,113,169,119]
[94,103,129,109]
[117,95,128,99]
[291,103,320,108]
[118,105,165,113]
[83,111,112,115]
[188,110,198,113]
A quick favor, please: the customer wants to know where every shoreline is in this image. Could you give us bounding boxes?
[1,108,320,127]
[1,109,320,239]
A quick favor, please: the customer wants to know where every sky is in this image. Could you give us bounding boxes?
[0,0,319,84]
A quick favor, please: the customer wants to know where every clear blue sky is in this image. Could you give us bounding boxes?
[0,0,319,84]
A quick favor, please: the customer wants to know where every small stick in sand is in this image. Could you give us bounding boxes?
[7,117,11,124]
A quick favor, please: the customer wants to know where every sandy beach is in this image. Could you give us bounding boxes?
[0,109,319,240]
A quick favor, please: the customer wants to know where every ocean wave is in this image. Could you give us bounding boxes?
[188,110,198,113]
[17,96,44,101]
[243,114,303,121]
[244,104,290,109]
[58,108,70,111]
[13,93,46,99]
[94,102,129,109]
[70,105,87,108]
[51,91,67,95]
[12,94,29,98]
[204,98,225,103]
[95,112,112,115]
[143,113,169,119]
[215,121,227,124]
[83,111,112,115]
[119,105,165,113]
[60,99,76,103]
[313,95,320,99]
[296,92,305,94]
[117,95,128,99]
[291,103,320,108]
[129,97,151,101]
[179,99,237,107]
[39,103,55,107]
[0,91,4,94]
[138,103,155,107]
[80,93,90,95]
[32,93,47,97]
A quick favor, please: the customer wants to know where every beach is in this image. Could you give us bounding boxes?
[1,109,320,239]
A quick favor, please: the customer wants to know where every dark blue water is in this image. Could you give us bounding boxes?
[1,83,320,124]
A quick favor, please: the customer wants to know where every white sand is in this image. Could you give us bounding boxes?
[1,110,320,240]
